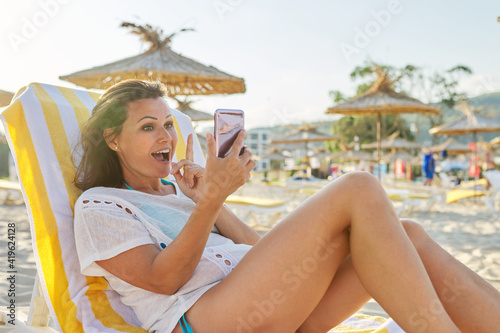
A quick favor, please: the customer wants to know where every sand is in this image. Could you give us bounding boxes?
[0,204,36,308]
[0,182,499,325]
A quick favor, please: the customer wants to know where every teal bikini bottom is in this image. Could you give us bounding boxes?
[179,314,193,333]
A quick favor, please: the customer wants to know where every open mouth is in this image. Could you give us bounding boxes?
[152,149,170,162]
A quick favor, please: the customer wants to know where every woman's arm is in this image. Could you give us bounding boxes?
[97,196,224,295]
[171,132,260,245]
[215,205,260,245]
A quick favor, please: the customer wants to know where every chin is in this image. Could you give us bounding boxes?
[157,171,170,179]
[160,168,172,178]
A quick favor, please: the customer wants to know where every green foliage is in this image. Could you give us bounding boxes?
[331,114,414,151]
[355,83,371,96]
[350,64,377,80]
[346,62,420,93]
[324,140,337,153]
[328,90,346,103]
[0,143,10,178]
[269,160,282,170]
[447,65,472,75]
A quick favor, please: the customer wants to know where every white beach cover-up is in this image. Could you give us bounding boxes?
[74,182,251,333]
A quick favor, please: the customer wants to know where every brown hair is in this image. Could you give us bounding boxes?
[74,79,167,191]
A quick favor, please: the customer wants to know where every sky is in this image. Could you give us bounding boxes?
[1,0,500,130]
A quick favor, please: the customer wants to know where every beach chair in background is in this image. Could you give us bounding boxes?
[445,188,488,204]
[381,180,446,216]
[219,182,287,228]
[0,83,404,333]
[434,172,455,188]
[251,179,328,199]
[0,178,22,204]
[434,172,489,204]
[444,178,489,204]
[384,188,442,216]
[225,194,286,229]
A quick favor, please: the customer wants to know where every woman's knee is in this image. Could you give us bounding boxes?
[333,172,382,197]
[340,171,379,186]
[401,219,431,250]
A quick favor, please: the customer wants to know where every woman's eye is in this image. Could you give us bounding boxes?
[164,122,173,129]
[142,125,153,131]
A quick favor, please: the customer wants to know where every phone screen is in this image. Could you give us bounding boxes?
[214,109,244,158]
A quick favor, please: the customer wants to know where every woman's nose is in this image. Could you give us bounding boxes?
[158,127,172,142]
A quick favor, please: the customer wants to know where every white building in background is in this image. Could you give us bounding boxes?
[246,128,271,171]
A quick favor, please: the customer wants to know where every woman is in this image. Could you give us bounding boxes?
[74,80,500,333]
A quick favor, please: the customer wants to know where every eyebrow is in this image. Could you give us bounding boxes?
[137,114,173,123]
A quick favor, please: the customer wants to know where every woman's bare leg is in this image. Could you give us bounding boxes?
[299,219,500,332]
[403,220,500,332]
[296,256,371,332]
[185,172,459,332]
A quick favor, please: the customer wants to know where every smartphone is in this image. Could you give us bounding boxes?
[214,109,245,158]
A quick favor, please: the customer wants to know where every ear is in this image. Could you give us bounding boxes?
[103,128,118,151]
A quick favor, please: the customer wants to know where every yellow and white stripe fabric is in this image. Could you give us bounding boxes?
[330,314,404,332]
[0,82,202,332]
[0,82,404,333]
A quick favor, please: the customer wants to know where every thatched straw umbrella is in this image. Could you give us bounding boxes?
[271,124,342,150]
[330,150,375,162]
[271,125,341,179]
[309,146,332,159]
[429,102,500,137]
[381,150,414,162]
[0,90,14,107]
[255,148,289,179]
[361,131,421,151]
[430,101,500,182]
[261,148,288,161]
[491,136,500,147]
[429,138,472,156]
[330,150,376,175]
[325,68,440,179]
[270,125,342,160]
[362,132,419,180]
[172,98,212,122]
[362,132,420,177]
[60,22,245,96]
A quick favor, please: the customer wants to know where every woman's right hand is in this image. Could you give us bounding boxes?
[201,130,255,204]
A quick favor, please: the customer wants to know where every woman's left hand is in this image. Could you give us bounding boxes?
[170,134,205,202]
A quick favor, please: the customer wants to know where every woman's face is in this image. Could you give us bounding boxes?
[109,97,178,182]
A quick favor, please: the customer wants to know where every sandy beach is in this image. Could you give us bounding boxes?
[0,182,499,325]
[0,204,36,309]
